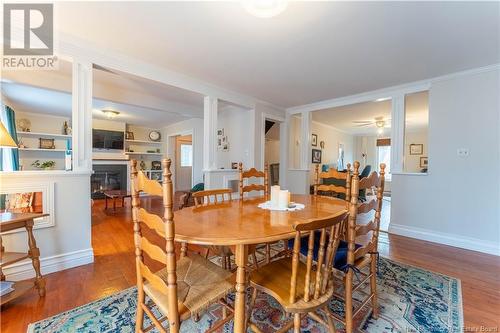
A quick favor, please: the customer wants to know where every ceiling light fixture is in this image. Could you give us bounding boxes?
[102,110,120,119]
[242,0,288,18]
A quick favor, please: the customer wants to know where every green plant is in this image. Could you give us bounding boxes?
[31,160,56,170]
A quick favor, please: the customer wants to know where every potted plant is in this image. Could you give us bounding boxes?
[31,160,56,170]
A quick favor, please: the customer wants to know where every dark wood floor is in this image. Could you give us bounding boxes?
[1,199,499,332]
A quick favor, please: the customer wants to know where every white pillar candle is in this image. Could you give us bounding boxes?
[278,190,290,209]
[271,185,280,208]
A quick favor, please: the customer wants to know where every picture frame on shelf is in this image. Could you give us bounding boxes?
[410,144,423,155]
[420,156,428,168]
[39,138,55,149]
[151,161,161,170]
[125,131,134,140]
[312,149,322,164]
[217,128,224,136]
[311,134,318,146]
[231,162,238,169]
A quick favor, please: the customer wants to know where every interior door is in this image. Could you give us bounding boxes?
[175,135,192,191]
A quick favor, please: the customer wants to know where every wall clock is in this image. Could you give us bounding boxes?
[149,131,161,142]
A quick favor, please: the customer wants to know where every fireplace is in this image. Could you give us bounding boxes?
[91,164,127,199]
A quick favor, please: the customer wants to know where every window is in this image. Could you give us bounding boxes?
[180,144,192,167]
[376,138,391,180]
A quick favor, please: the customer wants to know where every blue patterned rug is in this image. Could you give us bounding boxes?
[28,257,462,333]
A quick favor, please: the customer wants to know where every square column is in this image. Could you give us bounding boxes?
[203,96,218,171]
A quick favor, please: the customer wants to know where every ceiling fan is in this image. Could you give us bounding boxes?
[352,116,391,134]
[352,116,391,128]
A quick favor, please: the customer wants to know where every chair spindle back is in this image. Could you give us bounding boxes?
[192,188,232,207]
[314,163,352,204]
[289,211,348,304]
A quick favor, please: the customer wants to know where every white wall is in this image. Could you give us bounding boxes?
[403,130,428,173]
[216,105,253,169]
[311,121,354,168]
[164,118,204,185]
[1,172,93,280]
[390,68,500,255]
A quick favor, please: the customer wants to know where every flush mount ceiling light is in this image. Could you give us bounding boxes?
[242,0,288,18]
[102,110,120,119]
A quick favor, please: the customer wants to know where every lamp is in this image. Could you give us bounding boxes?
[242,0,288,18]
[102,110,120,119]
[0,122,17,148]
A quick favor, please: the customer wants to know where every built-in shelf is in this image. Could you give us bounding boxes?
[17,131,72,139]
[125,152,163,156]
[19,148,68,152]
[125,140,162,144]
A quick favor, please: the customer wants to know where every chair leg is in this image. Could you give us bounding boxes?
[135,289,145,333]
[246,287,258,328]
[293,313,301,333]
[370,254,379,319]
[265,243,271,263]
[345,271,354,333]
[252,252,259,269]
[205,247,210,259]
[324,306,337,333]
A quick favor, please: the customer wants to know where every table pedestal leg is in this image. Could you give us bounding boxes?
[234,244,248,333]
[26,221,45,297]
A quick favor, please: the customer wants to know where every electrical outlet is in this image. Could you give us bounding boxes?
[457,148,469,157]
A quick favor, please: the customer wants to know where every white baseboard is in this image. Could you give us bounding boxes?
[3,248,95,281]
[389,224,500,256]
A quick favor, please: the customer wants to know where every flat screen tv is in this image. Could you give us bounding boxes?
[92,129,124,150]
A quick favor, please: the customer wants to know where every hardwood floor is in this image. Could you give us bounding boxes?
[1,199,499,332]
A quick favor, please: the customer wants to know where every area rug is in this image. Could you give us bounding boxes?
[27,257,462,333]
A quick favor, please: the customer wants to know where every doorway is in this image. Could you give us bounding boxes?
[175,135,193,191]
[264,119,280,187]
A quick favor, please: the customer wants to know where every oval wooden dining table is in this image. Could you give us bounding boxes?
[174,194,347,333]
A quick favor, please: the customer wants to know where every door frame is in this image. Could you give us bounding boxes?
[166,130,194,191]
[261,113,286,187]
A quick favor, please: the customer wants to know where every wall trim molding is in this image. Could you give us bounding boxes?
[389,223,500,256]
[287,63,500,114]
[3,248,95,281]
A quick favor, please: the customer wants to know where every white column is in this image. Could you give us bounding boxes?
[300,111,312,170]
[72,60,93,172]
[203,96,218,171]
[391,93,405,173]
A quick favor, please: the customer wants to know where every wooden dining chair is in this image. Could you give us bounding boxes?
[313,163,352,204]
[131,159,235,333]
[238,162,269,199]
[247,210,349,333]
[329,161,386,333]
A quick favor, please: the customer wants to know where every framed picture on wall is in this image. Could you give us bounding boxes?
[420,156,428,168]
[410,144,423,155]
[311,134,318,146]
[312,149,322,164]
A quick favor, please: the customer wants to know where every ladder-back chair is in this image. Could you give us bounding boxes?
[191,188,259,270]
[247,210,349,333]
[238,162,269,199]
[131,159,235,333]
[329,161,386,333]
[314,164,351,203]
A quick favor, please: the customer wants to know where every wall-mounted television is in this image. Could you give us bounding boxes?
[92,129,124,150]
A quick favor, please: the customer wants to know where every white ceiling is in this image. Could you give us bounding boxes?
[1,59,213,127]
[56,1,500,108]
[312,91,428,135]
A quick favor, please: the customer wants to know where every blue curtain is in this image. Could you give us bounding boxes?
[0,105,19,171]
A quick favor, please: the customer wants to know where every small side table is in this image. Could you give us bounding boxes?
[0,212,47,305]
[103,190,131,211]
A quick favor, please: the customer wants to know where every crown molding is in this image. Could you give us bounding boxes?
[287,63,500,114]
